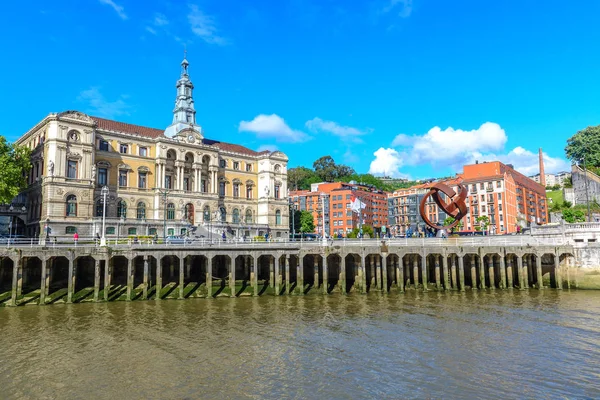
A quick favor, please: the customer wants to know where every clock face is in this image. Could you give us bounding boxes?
[187,135,195,143]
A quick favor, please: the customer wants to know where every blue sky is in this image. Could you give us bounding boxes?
[1,0,600,180]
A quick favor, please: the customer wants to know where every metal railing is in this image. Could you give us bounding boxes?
[1,235,571,249]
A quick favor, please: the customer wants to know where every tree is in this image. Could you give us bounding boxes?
[299,210,315,234]
[475,215,490,233]
[0,137,31,204]
[443,216,463,233]
[565,125,600,167]
[336,164,356,178]
[313,155,338,182]
[288,167,319,191]
[289,208,301,235]
[347,225,374,238]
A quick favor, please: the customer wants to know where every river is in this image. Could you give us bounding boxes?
[1,290,599,399]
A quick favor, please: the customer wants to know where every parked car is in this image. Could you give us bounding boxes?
[166,236,194,245]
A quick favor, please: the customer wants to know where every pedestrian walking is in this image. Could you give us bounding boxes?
[73,232,79,246]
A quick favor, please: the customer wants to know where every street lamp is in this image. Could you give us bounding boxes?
[320,193,328,246]
[289,198,297,241]
[100,186,109,246]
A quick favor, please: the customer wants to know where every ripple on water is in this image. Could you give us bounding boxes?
[0,291,600,399]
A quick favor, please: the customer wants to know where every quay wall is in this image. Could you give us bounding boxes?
[0,238,598,307]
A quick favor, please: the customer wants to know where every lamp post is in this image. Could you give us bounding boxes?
[321,193,328,246]
[158,189,169,243]
[289,198,297,241]
[8,205,13,246]
[100,186,109,246]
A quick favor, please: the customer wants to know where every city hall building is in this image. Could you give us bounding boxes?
[14,57,289,240]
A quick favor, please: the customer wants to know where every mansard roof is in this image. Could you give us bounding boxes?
[91,115,269,157]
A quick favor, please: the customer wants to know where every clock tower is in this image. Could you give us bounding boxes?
[164,54,203,140]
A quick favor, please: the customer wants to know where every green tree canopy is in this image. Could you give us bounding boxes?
[475,215,490,232]
[565,125,600,167]
[299,210,315,233]
[0,137,31,204]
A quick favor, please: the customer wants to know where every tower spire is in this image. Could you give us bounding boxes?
[164,55,202,138]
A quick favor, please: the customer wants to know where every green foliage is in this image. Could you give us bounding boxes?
[476,215,490,232]
[0,137,31,204]
[289,209,301,233]
[562,208,586,223]
[289,155,419,192]
[347,225,374,238]
[546,184,561,191]
[443,216,463,232]
[563,176,573,188]
[563,200,573,208]
[565,125,600,166]
[299,210,315,233]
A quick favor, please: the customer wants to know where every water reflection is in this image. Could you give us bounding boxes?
[1,291,600,399]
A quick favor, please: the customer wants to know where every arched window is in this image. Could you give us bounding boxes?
[184,203,194,223]
[245,209,253,224]
[117,200,127,218]
[167,203,175,220]
[95,198,104,217]
[203,206,210,222]
[66,195,77,216]
[220,207,226,222]
[137,202,146,220]
[232,208,240,224]
[275,209,282,225]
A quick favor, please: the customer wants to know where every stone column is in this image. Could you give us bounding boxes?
[450,256,457,290]
[412,255,419,289]
[313,257,319,291]
[470,255,477,290]
[142,256,149,300]
[270,257,275,289]
[382,256,388,293]
[285,255,291,295]
[487,257,495,290]
[92,259,100,302]
[370,255,376,290]
[442,255,449,290]
[376,256,382,291]
[104,258,112,301]
[126,257,134,301]
[516,255,524,290]
[67,257,75,303]
[479,255,485,289]
[185,256,190,279]
[402,257,409,291]
[398,257,404,293]
[340,255,346,294]
[434,255,441,290]
[322,256,328,295]
[523,255,530,289]
[499,256,506,289]
[40,258,48,305]
[458,256,465,292]
[554,254,562,290]
[229,257,236,298]
[421,255,428,291]
[506,256,514,289]
[274,256,281,295]
[249,256,258,296]
[156,258,163,300]
[360,255,367,294]
[179,257,185,299]
[206,256,212,298]
[9,257,20,306]
[297,255,304,295]
[535,255,544,289]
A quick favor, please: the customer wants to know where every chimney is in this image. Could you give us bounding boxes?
[539,148,546,187]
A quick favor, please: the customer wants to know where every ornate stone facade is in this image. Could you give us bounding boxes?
[15,58,289,240]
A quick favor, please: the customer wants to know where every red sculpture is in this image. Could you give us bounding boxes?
[419,182,468,230]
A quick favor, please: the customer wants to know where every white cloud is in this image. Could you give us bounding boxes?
[305,117,370,142]
[145,26,157,35]
[392,122,508,169]
[476,147,571,176]
[99,0,127,20]
[368,148,409,178]
[188,4,228,45]
[381,0,413,18]
[257,144,278,152]
[78,87,131,118]
[154,13,169,26]
[239,114,310,143]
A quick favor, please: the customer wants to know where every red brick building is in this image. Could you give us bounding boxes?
[290,182,388,237]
